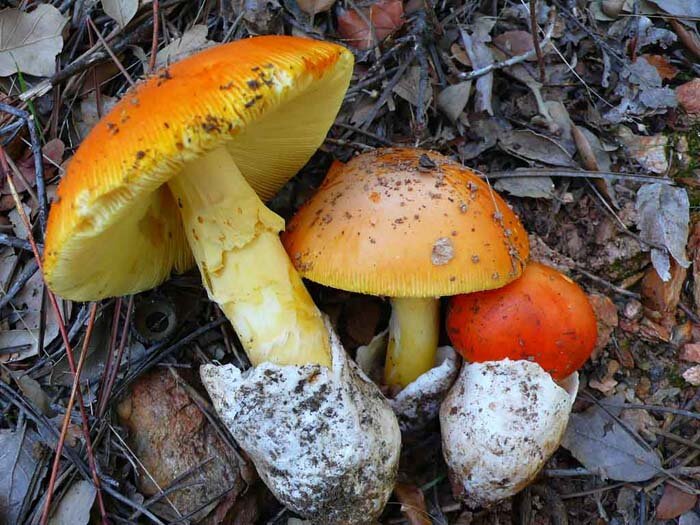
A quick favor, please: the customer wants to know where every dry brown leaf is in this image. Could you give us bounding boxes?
[589,360,619,394]
[657,484,698,520]
[337,0,404,49]
[641,54,678,80]
[0,5,66,77]
[688,218,700,310]
[394,483,431,525]
[492,30,536,60]
[297,0,335,15]
[677,78,700,115]
[588,293,618,357]
[641,259,686,332]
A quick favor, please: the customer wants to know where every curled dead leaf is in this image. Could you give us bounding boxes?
[337,0,404,49]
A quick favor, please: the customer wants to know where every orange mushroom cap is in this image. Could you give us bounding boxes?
[446,262,598,381]
[282,148,529,297]
[44,36,353,301]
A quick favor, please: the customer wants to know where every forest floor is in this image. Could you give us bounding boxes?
[1,0,700,524]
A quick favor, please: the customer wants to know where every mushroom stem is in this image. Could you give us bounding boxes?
[384,297,440,388]
[168,145,331,367]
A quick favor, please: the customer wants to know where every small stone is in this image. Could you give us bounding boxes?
[680,343,700,363]
[682,365,700,386]
[623,299,643,320]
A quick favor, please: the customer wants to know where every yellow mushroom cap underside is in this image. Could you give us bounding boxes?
[282,148,530,298]
[44,36,354,301]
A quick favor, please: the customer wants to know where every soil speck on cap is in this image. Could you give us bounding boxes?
[431,237,454,265]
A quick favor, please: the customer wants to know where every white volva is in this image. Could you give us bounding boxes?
[440,359,578,507]
[201,320,401,524]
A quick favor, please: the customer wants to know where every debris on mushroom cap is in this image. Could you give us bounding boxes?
[43,36,353,301]
[446,262,598,381]
[282,148,529,298]
[440,359,578,508]
[116,368,249,522]
[200,320,400,524]
[389,346,461,431]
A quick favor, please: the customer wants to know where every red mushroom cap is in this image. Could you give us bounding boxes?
[446,262,597,381]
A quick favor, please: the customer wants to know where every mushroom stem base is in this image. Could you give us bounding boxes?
[385,296,440,389]
[168,145,330,367]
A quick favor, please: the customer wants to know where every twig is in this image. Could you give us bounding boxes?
[87,17,135,86]
[0,103,47,237]
[529,0,546,83]
[98,296,134,417]
[0,233,42,252]
[149,0,160,73]
[458,14,555,80]
[359,49,416,128]
[43,304,100,524]
[111,317,227,402]
[485,168,674,184]
[0,259,39,311]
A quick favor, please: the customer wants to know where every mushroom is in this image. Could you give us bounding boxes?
[446,262,598,381]
[282,148,529,390]
[44,36,400,523]
[440,262,596,507]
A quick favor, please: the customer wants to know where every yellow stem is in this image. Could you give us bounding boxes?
[384,297,440,389]
[167,146,330,367]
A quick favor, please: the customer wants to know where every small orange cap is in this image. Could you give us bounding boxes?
[282,148,529,297]
[446,262,598,380]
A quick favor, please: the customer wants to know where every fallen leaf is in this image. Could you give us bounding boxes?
[657,484,698,520]
[641,54,678,80]
[4,139,65,194]
[155,25,214,69]
[493,176,554,199]
[393,66,433,107]
[296,0,335,15]
[437,81,471,122]
[681,512,700,525]
[641,260,686,330]
[48,480,96,525]
[394,483,431,525]
[677,78,700,115]
[636,183,690,281]
[0,5,66,77]
[646,0,700,18]
[77,93,119,140]
[12,373,53,416]
[102,0,138,28]
[235,0,282,34]
[561,401,662,482]
[492,30,537,59]
[461,18,495,115]
[688,219,700,309]
[588,293,618,355]
[0,427,45,523]
[337,0,404,49]
[617,128,668,173]
[499,129,576,167]
[588,360,619,394]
